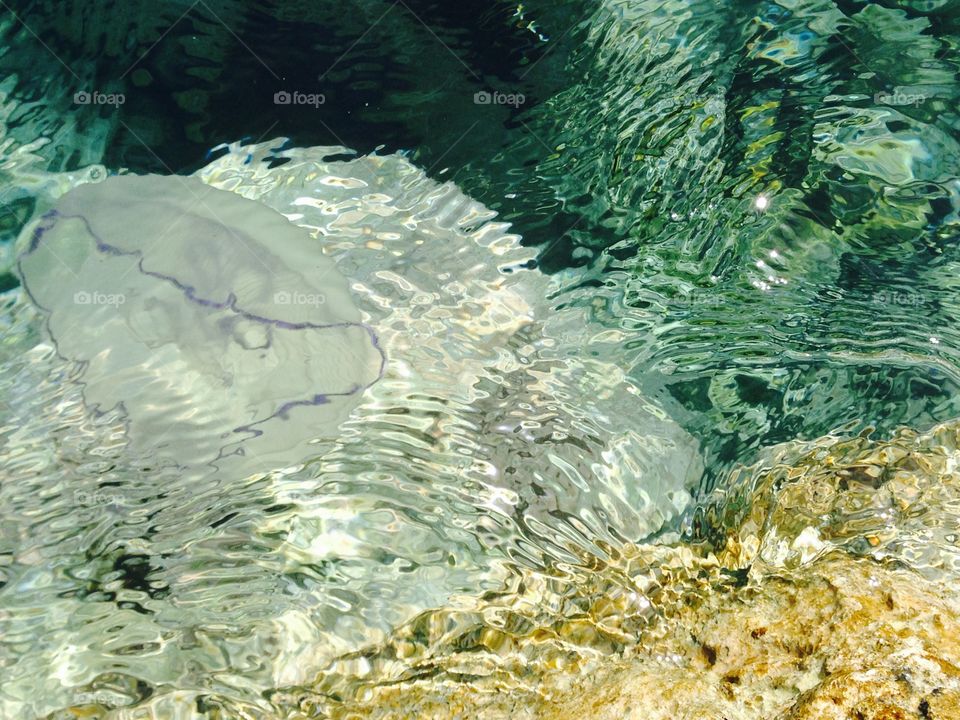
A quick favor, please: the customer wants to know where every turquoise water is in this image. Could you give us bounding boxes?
[1,1,959,717]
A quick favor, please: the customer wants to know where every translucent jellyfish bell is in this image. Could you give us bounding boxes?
[17,174,384,477]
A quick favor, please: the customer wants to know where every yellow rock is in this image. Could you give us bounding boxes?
[51,423,960,719]
[301,421,960,720]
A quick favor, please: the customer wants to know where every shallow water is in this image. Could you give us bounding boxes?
[0,141,701,717]
[1,1,960,718]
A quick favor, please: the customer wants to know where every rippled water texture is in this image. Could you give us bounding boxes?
[1,0,960,717]
[507,0,960,482]
[0,141,700,717]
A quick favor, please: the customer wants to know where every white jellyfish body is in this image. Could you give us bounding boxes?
[17,175,384,476]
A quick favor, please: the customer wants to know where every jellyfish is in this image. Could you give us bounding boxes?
[17,174,385,477]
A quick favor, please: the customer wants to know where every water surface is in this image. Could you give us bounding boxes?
[1,0,959,716]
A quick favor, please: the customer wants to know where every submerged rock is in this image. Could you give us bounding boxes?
[308,557,959,720]
[275,420,960,720]
[44,419,960,720]
[50,549,960,720]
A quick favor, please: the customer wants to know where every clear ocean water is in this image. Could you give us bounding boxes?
[1,1,959,717]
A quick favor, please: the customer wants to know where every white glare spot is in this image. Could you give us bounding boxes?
[754,195,769,211]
